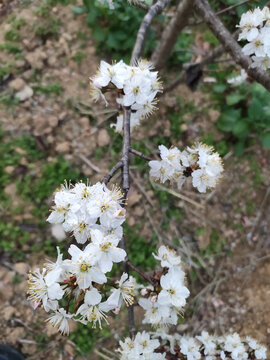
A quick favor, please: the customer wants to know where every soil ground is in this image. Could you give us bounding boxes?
[0,1,269,359]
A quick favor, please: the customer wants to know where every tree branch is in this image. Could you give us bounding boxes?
[127,260,154,285]
[102,160,123,185]
[192,0,252,26]
[129,1,149,11]
[151,0,195,69]
[129,147,153,161]
[131,0,171,64]
[194,0,270,92]
[122,107,131,199]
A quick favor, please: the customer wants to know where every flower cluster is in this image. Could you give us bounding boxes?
[227,69,247,86]
[149,143,223,193]
[118,330,268,360]
[238,7,270,70]
[47,181,125,244]
[90,60,162,133]
[27,181,138,334]
[139,245,190,328]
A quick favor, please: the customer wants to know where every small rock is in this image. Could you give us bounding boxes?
[97,129,110,147]
[64,343,75,356]
[48,115,58,128]
[4,166,15,174]
[9,78,25,91]
[56,141,70,153]
[33,115,50,136]
[78,117,90,130]
[15,59,26,68]
[14,262,30,275]
[51,224,66,241]
[4,183,17,197]
[15,147,26,155]
[21,343,37,356]
[25,49,46,69]
[3,306,16,321]
[8,327,25,345]
[15,86,33,101]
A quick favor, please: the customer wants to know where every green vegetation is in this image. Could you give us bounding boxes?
[70,322,110,355]
[73,51,87,64]
[0,42,22,54]
[33,82,63,95]
[72,0,155,61]
[0,131,83,261]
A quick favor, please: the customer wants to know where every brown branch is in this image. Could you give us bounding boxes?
[151,0,195,69]
[102,160,123,185]
[192,0,252,26]
[129,147,153,161]
[194,0,270,92]
[129,1,149,11]
[127,260,154,285]
[131,0,171,64]
[119,106,136,337]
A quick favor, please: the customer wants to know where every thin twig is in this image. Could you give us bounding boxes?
[192,0,252,25]
[103,160,123,185]
[194,0,270,91]
[127,260,154,285]
[120,106,136,338]
[150,179,205,209]
[131,0,171,63]
[77,153,101,173]
[130,1,149,11]
[129,147,153,161]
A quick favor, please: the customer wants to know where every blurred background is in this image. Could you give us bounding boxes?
[0,0,270,358]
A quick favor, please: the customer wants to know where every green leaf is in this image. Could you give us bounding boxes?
[248,98,264,121]
[232,120,249,139]
[213,84,227,93]
[234,141,245,156]
[72,6,86,15]
[226,93,245,106]
[261,132,270,149]
[217,109,241,132]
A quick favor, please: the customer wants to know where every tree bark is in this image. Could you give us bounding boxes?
[151,0,195,69]
[194,0,270,92]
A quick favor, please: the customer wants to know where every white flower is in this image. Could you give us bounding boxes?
[76,301,109,329]
[238,9,263,41]
[92,60,129,89]
[192,169,216,193]
[159,145,181,169]
[135,331,160,354]
[111,112,141,133]
[158,268,190,308]
[47,308,73,335]
[63,211,95,244]
[227,69,247,86]
[251,55,270,70]
[27,268,64,312]
[149,159,175,183]
[153,245,181,268]
[107,273,135,308]
[255,345,267,359]
[196,331,217,355]
[88,229,126,273]
[224,333,247,360]
[180,337,201,360]
[242,32,266,57]
[123,74,152,106]
[67,244,107,289]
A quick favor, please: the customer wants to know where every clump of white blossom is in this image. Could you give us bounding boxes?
[118,330,268,360]
[237,6,270,70]
[149,143,223,193]
[90,59,162,133]
[27,181,138,334]
[227,69,248,86]
[139,246,190,328]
